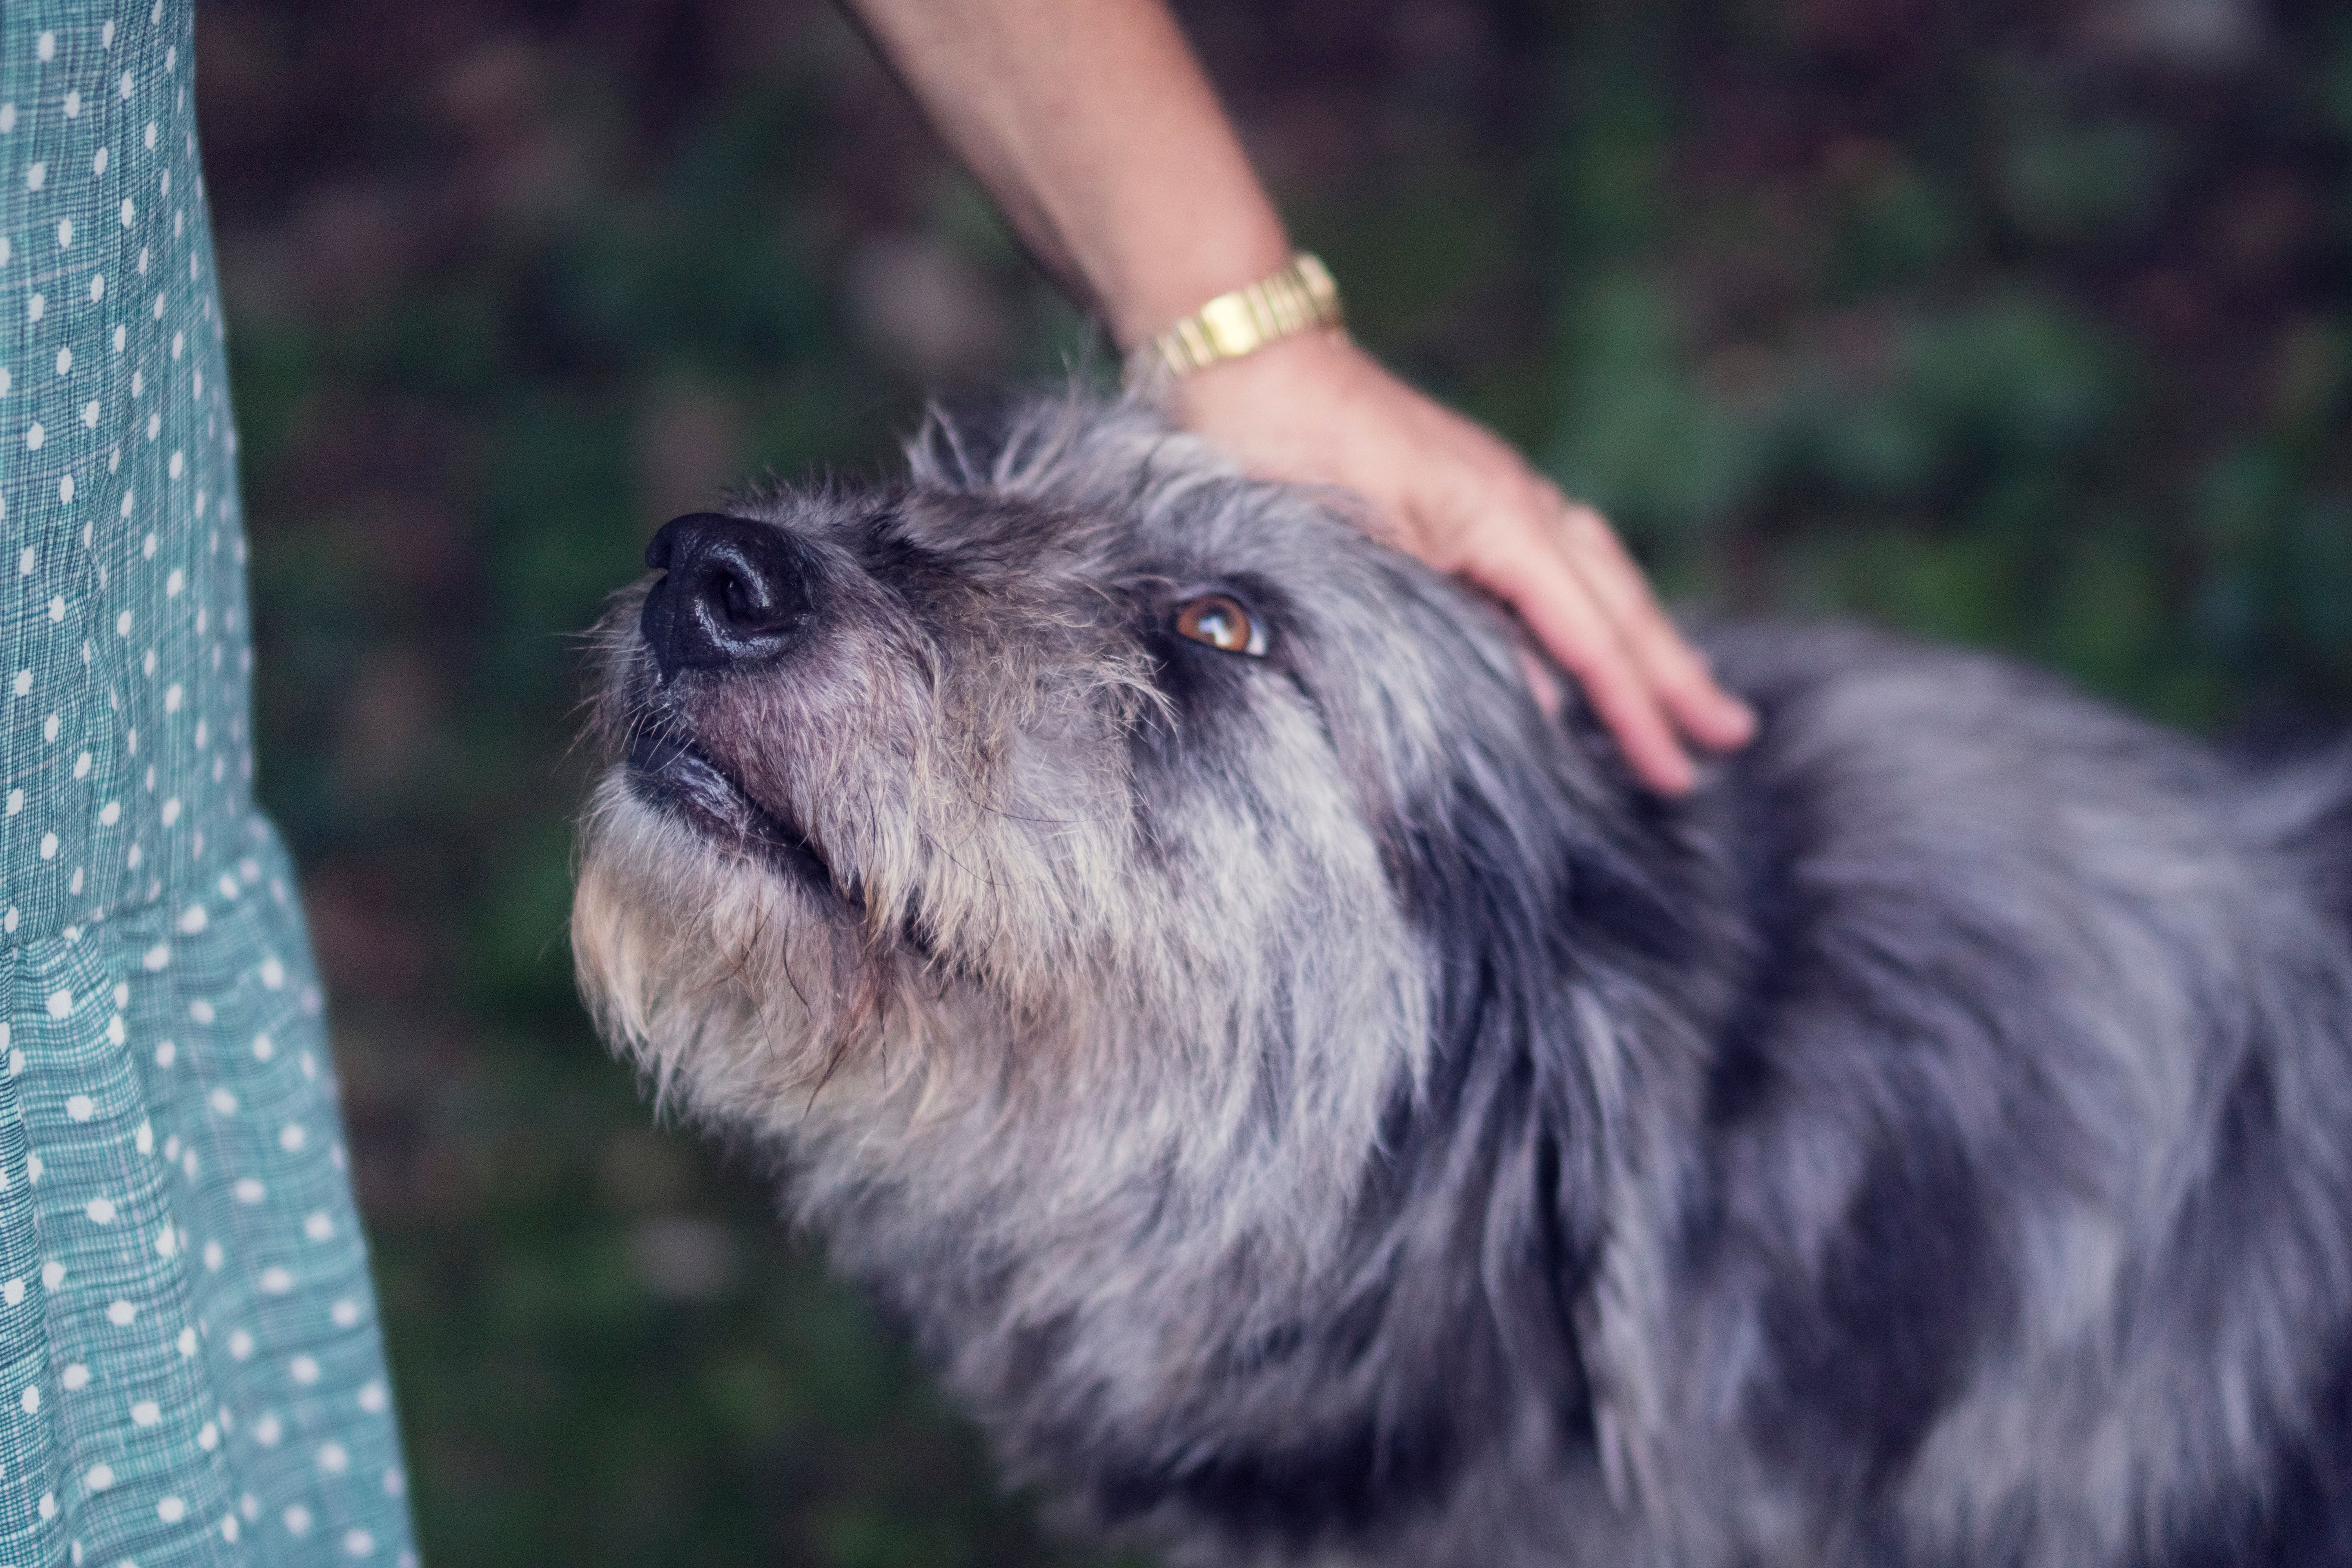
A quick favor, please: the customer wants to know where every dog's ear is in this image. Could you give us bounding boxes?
[911,391,1120,497]
[1304,565,1573,988]
[1319,559,1704,1065]
[909,394,1029,490]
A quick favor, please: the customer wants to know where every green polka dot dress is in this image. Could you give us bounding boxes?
[0,3,417,1564]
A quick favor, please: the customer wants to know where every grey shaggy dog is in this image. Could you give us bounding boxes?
[572,395,2352,1568]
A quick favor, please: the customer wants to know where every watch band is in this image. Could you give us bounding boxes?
[1123,253,1345,392]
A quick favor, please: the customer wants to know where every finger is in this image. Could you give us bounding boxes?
[1553,499,1757,751]
[1471,528,1697,794]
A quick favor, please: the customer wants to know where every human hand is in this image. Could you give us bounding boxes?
[1167,331,1756,794]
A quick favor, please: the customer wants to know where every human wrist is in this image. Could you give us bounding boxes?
[1090,216,1294,352]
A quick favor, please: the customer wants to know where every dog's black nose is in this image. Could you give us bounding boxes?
[640,512,813,679]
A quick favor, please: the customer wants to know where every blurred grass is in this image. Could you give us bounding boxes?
[196,0,2352,1562]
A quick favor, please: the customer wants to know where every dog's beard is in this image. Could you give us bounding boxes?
[575,771,853,1104]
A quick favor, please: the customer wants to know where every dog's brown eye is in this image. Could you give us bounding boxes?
[1174,595,1267,657]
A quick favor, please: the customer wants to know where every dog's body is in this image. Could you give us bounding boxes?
[573,397,2352,1567]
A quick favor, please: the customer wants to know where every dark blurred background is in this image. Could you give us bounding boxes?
[191,0,2352,1561]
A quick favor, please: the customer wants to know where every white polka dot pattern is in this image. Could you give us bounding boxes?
[0,4,417,1564]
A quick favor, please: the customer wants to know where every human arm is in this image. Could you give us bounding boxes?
[840,0,1755,791]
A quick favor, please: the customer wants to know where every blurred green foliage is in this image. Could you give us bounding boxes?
[193,0,2352,1562]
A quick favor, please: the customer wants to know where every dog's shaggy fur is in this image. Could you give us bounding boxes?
[573,396,2352,1567]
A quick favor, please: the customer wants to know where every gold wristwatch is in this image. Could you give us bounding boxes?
[1123,253,1345,393]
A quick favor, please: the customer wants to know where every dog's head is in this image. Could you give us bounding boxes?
[573,397,1632,1249]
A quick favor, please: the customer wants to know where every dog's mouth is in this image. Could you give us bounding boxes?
[626,719,846,900]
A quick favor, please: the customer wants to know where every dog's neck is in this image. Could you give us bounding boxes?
[1212,710,1766,1536]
